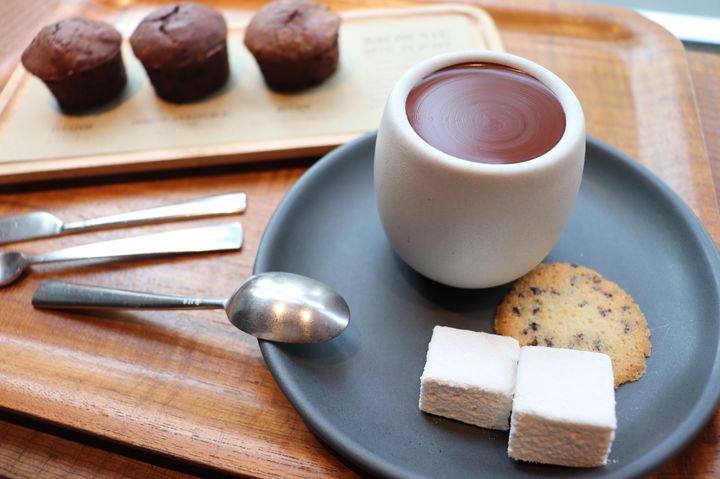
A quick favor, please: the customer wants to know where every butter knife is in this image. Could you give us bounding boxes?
[0,192,247,245]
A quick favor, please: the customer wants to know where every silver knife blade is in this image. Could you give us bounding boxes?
[0,212,64,245]
[0,192,247,246]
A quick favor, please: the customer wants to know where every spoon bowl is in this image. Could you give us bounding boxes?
[32,272,350,344]
[227,272,350,343]
[0,251,29,286]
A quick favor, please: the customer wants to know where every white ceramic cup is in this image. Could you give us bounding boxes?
[374,50,585,288]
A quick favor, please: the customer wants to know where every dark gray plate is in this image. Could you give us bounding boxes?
[255,132,720,478]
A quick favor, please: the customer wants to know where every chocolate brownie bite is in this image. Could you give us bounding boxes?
[21,17,127,111]
[130,2,229,103]
[244,0,341,90]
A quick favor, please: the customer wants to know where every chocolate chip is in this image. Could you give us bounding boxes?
[550,288,560,296]
[530,322,539,331]
[530,338,538,346]
[604,291,614,298]
[569,332,586,348]
[593,338,605,351]
[544,338,554,347]
[621,305,630,312]
[598,307,612,317]
[592,275,602,284]
[529,287,542,296]
[522,329,528,335]
[513,306,521,316]
[571,264,578,268]
[623,321,633,334]
[578,299,589,308]
[518,292,525,298]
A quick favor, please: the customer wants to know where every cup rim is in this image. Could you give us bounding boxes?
[389,50,585,174]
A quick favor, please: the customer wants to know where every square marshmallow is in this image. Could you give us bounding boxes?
[419,326,520,430]
[509,346,616,467]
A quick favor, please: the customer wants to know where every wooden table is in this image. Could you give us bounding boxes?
[0,0,719,477]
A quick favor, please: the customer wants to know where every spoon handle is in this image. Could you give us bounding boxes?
[33,281,225,310]
[61,192,247,233]
[29,223,243,265]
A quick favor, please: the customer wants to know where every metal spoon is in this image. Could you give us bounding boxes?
[0,223,243,287]
[32,272,350,343]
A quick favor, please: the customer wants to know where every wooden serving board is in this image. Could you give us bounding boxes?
[0,0,716,478]
[0,4,501,184]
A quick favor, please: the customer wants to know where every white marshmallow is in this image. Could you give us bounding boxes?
[509,346,616,467]
[419,326,520,430]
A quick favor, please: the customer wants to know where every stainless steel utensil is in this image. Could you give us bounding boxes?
[32,272,350,343]
[0,222,243,286]
[0,192,247,245]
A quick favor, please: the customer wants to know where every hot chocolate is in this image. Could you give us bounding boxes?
[406,63,566,165]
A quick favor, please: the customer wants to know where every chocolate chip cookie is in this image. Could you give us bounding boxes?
[495,263,651,387]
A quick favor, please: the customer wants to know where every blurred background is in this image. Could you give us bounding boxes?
[573,0,719,47]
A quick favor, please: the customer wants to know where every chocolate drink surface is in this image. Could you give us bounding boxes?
[405,63,566,164]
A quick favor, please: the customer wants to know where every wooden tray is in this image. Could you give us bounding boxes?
[0,0,716,478]
[0,4,501,185]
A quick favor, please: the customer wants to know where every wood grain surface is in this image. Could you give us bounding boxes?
[0,0,718,478]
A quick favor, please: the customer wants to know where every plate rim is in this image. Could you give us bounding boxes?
[256,131,720,478]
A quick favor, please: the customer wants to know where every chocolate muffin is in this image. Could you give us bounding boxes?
[244,0,341,90]
[21,17,127,111]
[130,3,229,103]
